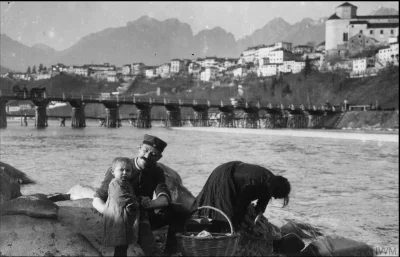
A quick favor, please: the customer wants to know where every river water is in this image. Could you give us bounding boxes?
[1,119,398,252]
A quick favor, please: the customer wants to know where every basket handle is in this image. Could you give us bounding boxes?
[186,205,236,235]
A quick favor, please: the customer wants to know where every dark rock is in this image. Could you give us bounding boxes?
[301,235,374,256]
[0,194,59,219]
[0,214,102,256]
[281,220,323,239]
[47,193,71,202]
[0,168,21,204]
[56,198,144,256]
[0,162,35,204]
[273,233,305,255]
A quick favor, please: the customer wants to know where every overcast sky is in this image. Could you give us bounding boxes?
[1,1,398,51]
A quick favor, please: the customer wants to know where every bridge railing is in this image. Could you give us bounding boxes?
[1,89,346,111]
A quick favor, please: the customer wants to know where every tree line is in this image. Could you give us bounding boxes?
[26,64,48,74]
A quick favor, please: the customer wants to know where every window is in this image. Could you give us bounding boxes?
[370,30,373,35]
[343,33,348,42]
[380,30,384,34]
[352,25,354,28]
[360,30,363,34]
[390,30,394,35]
[359,35,361,38]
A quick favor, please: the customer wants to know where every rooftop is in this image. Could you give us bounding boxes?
[337,2,357,8]
[328,13,341,20]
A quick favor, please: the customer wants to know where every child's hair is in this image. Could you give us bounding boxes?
[111,157,133,172]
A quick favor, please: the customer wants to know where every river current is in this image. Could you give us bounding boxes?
[1,119,398,251]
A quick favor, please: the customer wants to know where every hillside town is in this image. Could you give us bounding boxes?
[2,2,399,83]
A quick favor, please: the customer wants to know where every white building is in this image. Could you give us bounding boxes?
[200,67,218,81]
[12,73,29,80]
[224,58,238,68]
[35,73,52,80]
[170,59,184,73]
[292,61,306,73]
[107,76,117,82]
[233,66,248,77]
[204,57,218,68]
[156,63,171,78]
[266,49,286,63]
[377,42,399,66]
[145,67,157,78]
[352,57,375,73]
[74,66,89,76]
[257,64,279,77]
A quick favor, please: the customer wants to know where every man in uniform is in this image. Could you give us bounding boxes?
[92,134,172,256]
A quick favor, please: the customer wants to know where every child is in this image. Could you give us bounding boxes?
[102,157,140,257]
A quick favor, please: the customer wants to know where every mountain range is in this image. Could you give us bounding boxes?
[0,6,398,72]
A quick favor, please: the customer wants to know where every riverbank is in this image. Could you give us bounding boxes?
[169,126,399,142]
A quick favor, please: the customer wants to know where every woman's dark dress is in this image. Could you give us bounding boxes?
[191,161,276,228]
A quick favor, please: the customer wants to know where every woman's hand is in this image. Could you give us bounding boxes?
[254,213,262,224]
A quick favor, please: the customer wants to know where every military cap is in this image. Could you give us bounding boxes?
[143,134,167,152]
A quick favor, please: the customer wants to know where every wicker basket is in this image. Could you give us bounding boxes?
[175,206,240,256]
[153,225,169,253]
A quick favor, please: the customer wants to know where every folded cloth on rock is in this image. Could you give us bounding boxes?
[0,194,59,219]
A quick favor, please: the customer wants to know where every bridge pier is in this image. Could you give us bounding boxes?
[0,100,8,128]
[105,107,119,128]
[165,105,182,127]
[135,104,152,128]
[31,100,49,128]
[192,106,209,127]
[218,106,235,128]
[35,105,48,128]
[69,101,86,128]
[306,111,324,128]
[242,107,259,128]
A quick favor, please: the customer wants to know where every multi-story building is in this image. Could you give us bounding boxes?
[377,41,399,66]
[352,57,375,73]
[145,66,157,78]
[200,67,219,81]
[188,62,201,74]
[122,64,131,75]
[325,2,399,56]
[73,66,89,76]
[203,57,218,68]
[51,63,68,74]
[347,32,380,54]
[241,47,256,63]
[35,73,52,80]
[292,45,314,54]
[266,49,295,64]
[12,73,29,80]
[233,66,248,77]
[156,63,171,78]
[257,64,279,77]
[224,58,238,68]
[131,63,145,75]
[170,59,184,73]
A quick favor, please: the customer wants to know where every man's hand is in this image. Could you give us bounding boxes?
[139,195,169,210]
[140,196,153,209]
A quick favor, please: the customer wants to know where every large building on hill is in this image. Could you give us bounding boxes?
[326,2,399,56]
